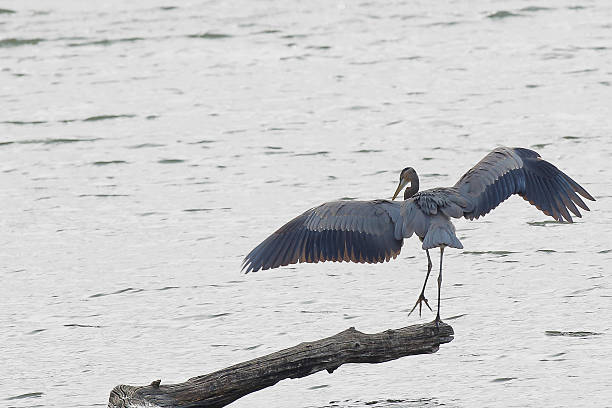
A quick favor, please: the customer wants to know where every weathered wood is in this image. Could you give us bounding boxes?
[108,321,453,408]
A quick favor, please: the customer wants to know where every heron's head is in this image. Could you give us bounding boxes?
[392,167,419,200]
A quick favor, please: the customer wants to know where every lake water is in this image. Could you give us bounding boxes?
[1,1,611,407]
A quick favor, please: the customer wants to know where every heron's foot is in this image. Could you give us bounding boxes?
[407,292,433,317]
[434,312,441,330]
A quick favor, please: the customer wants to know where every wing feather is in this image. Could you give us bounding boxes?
[557,178,581,217]
[242,200,404,273]
[455,147,594,222]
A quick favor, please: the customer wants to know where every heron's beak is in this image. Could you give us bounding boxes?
[392,178,409,200]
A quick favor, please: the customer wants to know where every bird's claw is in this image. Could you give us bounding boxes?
[407,292,433,317]
[434,313,441,330]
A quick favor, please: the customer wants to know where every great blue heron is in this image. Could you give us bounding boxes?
[242,147,595,322]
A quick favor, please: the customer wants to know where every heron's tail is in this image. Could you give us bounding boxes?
[422,223,463,250]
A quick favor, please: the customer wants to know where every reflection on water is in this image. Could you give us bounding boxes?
[312,397,455,408]
[1,0,611,407]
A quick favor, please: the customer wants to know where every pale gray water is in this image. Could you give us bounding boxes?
[1,1,611,407]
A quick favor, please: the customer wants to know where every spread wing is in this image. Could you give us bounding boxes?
[455,147,595,222]
[242,200,404,273]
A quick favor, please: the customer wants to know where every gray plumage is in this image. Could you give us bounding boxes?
[242,147,595,274]
[244,200,404,272]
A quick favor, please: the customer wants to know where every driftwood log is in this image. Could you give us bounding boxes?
[108,321,453,408]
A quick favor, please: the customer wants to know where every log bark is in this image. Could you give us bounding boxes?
[108,320,453,408]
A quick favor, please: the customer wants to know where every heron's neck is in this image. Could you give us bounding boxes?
[404,176,419,199]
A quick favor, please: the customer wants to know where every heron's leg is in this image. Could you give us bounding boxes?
[408,249,433,317]
[435,247,445,325]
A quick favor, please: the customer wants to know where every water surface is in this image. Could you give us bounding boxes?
[1,1,611,407]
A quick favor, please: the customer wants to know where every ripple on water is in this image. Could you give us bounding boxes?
[6,392,44,400]
[540,351,568,361]
[189,139,216,144]
[301,310,335,314]
[13,138,99,145]
[527,220,564,227]
[264,146,286,155]
[445,313,467,320]
[0,38,44,47]
[425,21,463,27]
[82,114,136,122]
[564,69,597,75]
[486,11,522,19]
[89,287,143,298]
[364,170,387,176]
[68,38,144,47]
[520,6,554,12]
[251,29,282,35]
[545,330,602,338]
[223,129,247,134]
[462,250,517,257]
[353,149,383,153]
[187,32,233,39]
[531,143,551,149]
[78,194,129,198]
[175,312,232,320]
[92,160,128,166]
[128,143,165,149]
[491,377,517,382]
[317,398,444,408]
[293,151,329,157]
[138,211,160,216]
[384,120,403,127]
[2,120,47,125]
